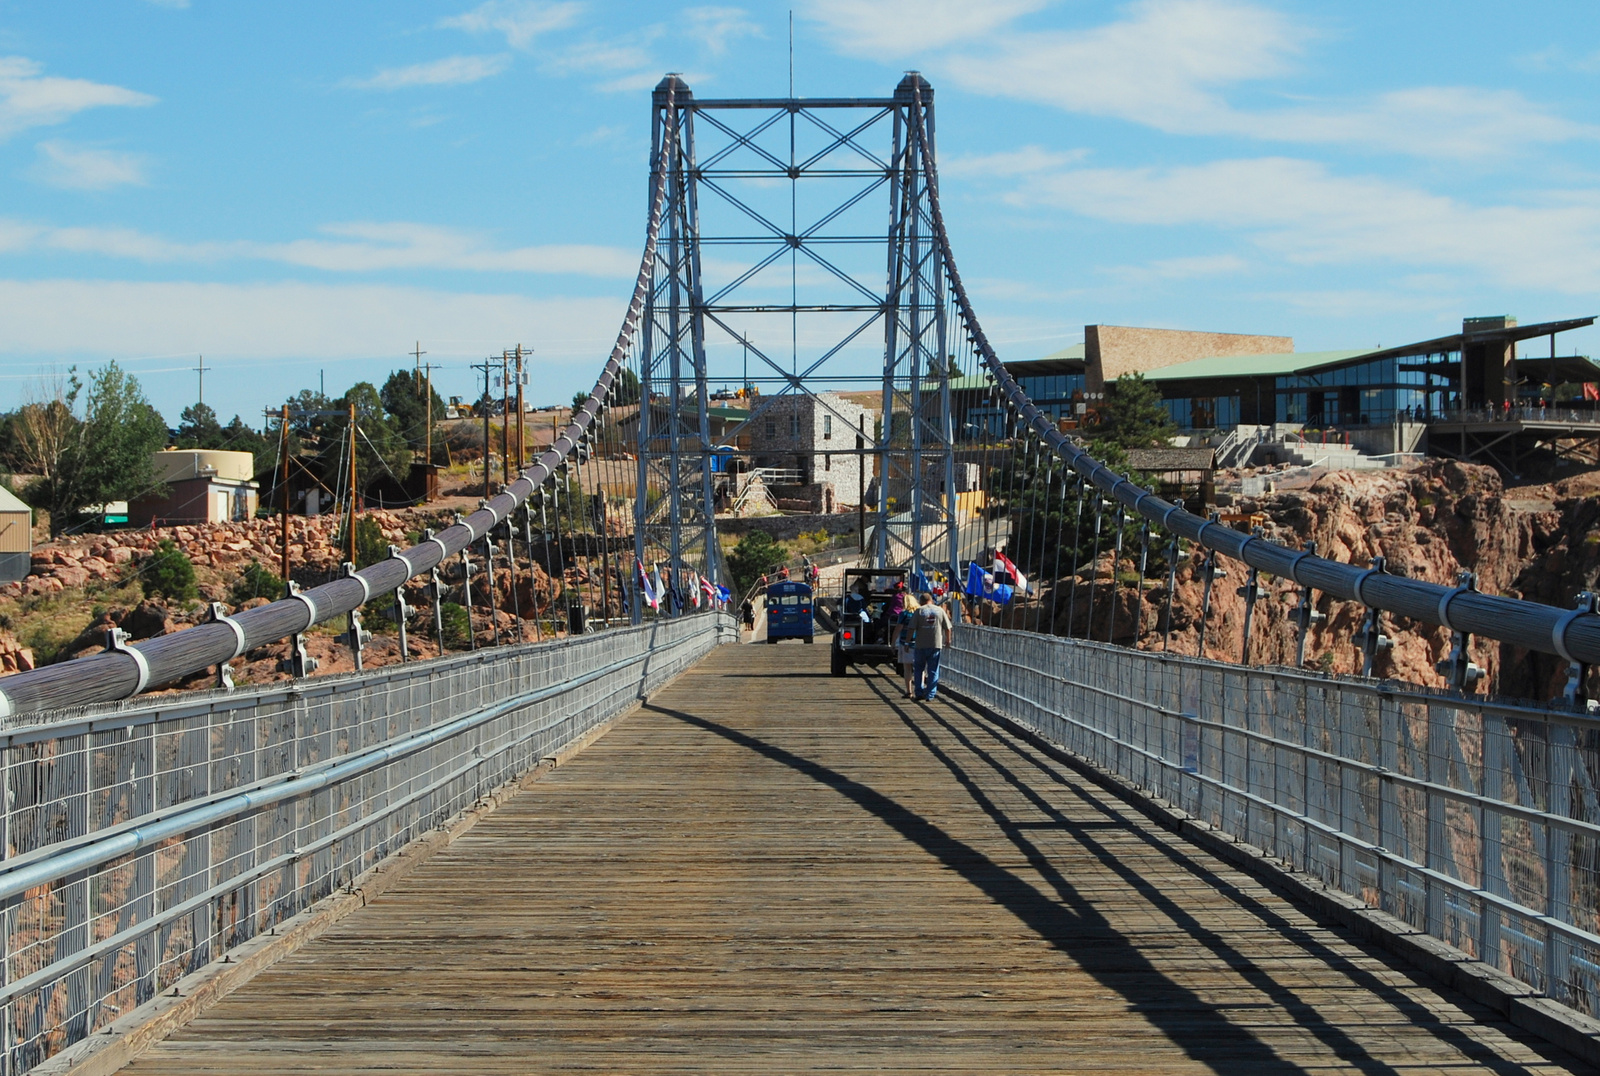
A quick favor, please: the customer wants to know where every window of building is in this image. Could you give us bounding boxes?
[823,414,833,440]
[788,413,798,438]
[765,417,775,438]
[824,453,831,471]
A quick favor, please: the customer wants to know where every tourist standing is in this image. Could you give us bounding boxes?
[911,592,953,702]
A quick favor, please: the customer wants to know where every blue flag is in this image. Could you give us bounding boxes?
[964,561,1013,604]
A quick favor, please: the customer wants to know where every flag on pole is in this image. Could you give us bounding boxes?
[690,571,702,607]
[700,576,716,604]
[653,563,666,611]
[965,561,1014,604]
[993,550,1029,595]
[635,558,659,611]
[715,584,731,603]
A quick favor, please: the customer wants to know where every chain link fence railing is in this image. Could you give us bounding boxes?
[0,611,733,1074]
[947,625,1600,1021]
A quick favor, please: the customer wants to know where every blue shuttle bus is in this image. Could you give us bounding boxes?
[764,580,814,643]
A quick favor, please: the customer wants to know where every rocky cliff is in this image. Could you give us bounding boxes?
[1014,460,1599,702]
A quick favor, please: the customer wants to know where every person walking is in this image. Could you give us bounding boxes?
[911,591,953,702]
[740,599,754,631]
[894,593,920,698]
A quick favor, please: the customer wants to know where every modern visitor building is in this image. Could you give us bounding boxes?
[996,316,1598,435]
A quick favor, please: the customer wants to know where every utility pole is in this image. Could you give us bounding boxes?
[411,341,426,392]
[515,345,526,475]
[420,359,441,495]
[471,358,494,502]
[278,404,291,582]
[346,400,359,566]
[501,349,512,487]
[194,354,207,406]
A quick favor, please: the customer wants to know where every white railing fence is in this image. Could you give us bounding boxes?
[948,625,1600,1021]
[0,612,734,1074]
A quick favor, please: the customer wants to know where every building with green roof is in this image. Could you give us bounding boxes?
[995,315,1598,434]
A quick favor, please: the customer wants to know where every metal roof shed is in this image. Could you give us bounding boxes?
[0,486,32,583]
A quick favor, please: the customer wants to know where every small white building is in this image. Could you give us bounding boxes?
[131,449,260,526]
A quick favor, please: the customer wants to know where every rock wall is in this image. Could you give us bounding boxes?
[7,511,434,599]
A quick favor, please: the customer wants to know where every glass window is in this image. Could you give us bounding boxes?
[782,594,799,605]
[823,414,833,440]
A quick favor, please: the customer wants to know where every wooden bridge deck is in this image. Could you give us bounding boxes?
[123,645,1589,1074]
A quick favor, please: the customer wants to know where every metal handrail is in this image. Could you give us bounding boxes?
[908,78,1600,674]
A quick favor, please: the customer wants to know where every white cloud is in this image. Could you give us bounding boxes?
[439,0,582,50]
[30,141,148,190]
[807,0,1047,55]
[1007,155,1600,293]
[0,279,621,364]
[0,218,640,277]
[344,54,510,91]
[814,0,1596,160]
[0,57,156,141]
[1104,254,1248,282]
[939,145,1088,179]
[1240,86,1599,159]
[684,7,762,55]
[943,0,1303,131]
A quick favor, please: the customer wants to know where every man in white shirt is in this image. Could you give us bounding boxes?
[911,592,953,702]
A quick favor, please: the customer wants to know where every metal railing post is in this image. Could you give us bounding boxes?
[1237,526,1264,665]
[388,545,410,662]
[1292,540,1322,668]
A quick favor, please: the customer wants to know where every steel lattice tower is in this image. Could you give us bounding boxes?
[635,73,959,611]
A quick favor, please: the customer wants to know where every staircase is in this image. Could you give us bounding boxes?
[1274,435,1390,471]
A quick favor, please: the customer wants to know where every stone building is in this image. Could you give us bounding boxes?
[747,393,873,513]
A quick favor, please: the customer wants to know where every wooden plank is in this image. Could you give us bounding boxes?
[120,645,1591,1074]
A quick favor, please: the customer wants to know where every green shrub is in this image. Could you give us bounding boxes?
[727,531,787,594]
[439,602,471,649]
[142,539,197,603]
[353,515,388,569]
[229,559,283,606]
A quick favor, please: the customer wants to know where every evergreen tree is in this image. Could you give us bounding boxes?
[285,389,333,443]
[613,367,641,406]
[1092,373,1174,453]
[379,370,445,451]
[727,531,787,595]
[176,402,224,447]
[319,382,412,499]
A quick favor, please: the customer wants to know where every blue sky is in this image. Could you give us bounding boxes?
[1,0,1598,426]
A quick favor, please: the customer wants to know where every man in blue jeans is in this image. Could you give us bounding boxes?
[911,592,953,701]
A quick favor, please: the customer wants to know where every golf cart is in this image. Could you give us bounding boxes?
[830,567,909,676]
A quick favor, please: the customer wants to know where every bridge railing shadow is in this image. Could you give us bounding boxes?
[945,625,1600,1028]
[650,676,1563,1076]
